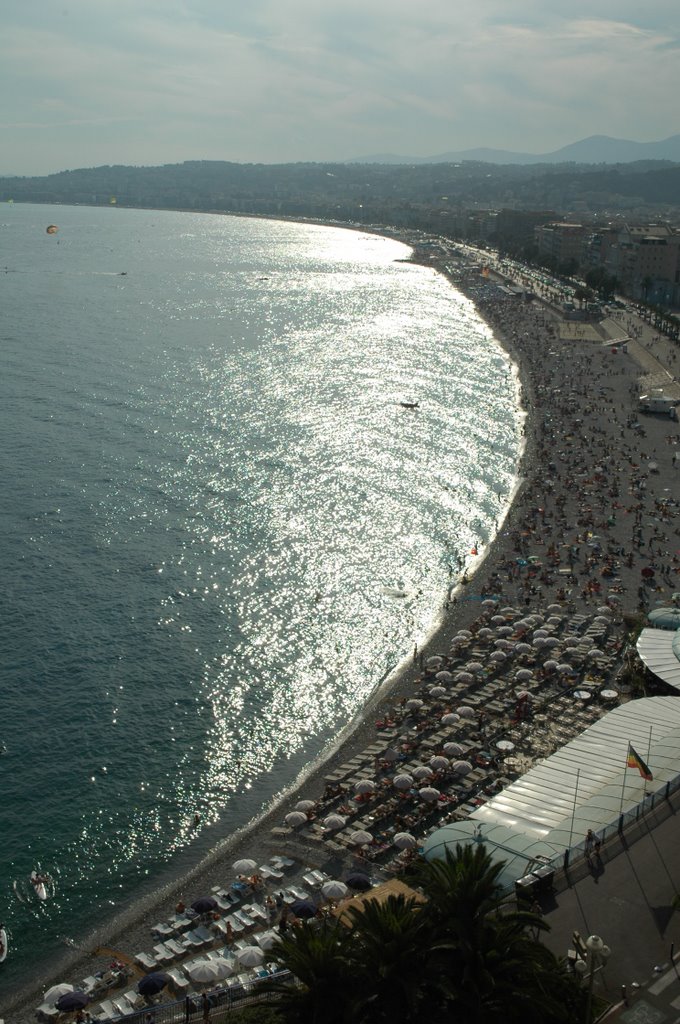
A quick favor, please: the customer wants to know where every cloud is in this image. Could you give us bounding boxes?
[1,1,679,173]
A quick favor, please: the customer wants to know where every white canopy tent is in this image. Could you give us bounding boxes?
[424,697,680,890]
[636,629,680,691]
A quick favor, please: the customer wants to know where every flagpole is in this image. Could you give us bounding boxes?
[619,744,629,820]
[644,726,653,798]
[568,768,581,851]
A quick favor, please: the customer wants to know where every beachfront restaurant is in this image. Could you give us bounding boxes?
[636,622,680,692]
[423,696,680,892]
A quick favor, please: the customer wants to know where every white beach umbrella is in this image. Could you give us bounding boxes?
[482,599,497,608]
[478,627,493,639]
[515,643,532,654]
[543,659,559,671]
[532,637,547,648]
[456,671,474,684]
[547,603,563,613]
[501,607,517,615]
[393,832,418,850]
[322,880,349,899]
[466,662,484,674]
[588,648,604,658]
[457,630,473,639]
[419,786,441,802]
[393,773,414,790]
[435,669,454,681]
[594,616,611,625]
[350,830,373,846]
[452,760,473,775]
[188,960,223,984]
[233,859,257,874]
[237,946,265,969]
[547,615,563,625]
[441,713,460,725]
[44,985,74,1006]
[496,626,514,637]
[563,646,580,657]
[429,685,447,696]
[515,669,533,681]
[211,957,235,979]
[443,742,464,757]
[412,765,433,779]
[285,811,308,827]
[426,656,444,669]
[597,606,612,616]
[257,932,279,951]
[543,637,560,649]
[323,813,346,830]
[429,755,449,771]
[489,651,506,662]
[494,638,512,649]
[354,779,376,795]
[295,799,316,812]
[491,615,506,625]
[558,663,575,674]
[456,706,475,718]
[532,629,548,639]
[406,698,424,710]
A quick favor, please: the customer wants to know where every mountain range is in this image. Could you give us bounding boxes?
[350,134,680,166]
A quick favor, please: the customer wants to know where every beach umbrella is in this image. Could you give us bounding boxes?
[429,685,447,696]
[452,760,473,775]
[441,713,460,725]
[44,985,74,1006]
[295,799,316,812]
[532,629,548,639]
[457,630,472,639]
[543,637,560,649]
[494,638,512,648]
[563,635,580,645]
[323,813,346,830]
[466,662,484,674]
[532,637,547,648]
[435,669,454,681]
[346,872,372,891]
[412,765,433,779]
[290,899,318,920]
[594,615,611,624]
[257,932,280,951]
[491,615,506,624]
[515,669,534,681]
[191,895,218,915]
[544,659,559,672]
[516,690,531,701]
[482,599,497,608]
[558,663,574,674]
[515,643,532,654]
[405,698,424,710]
[138,973,170,997]
[587,648,604,658]
[350,830,373,846]
[237,946,265,968]
[455,671,474,684]
[354,779,376,795]
[419,786,441,802]
[563,646,580,657]
[478,627,493,639]
[55,992,89,1013]
[187,960,223,984]
[501,607,516,615]
[547,615,562,625]
[489,651,506,662]
[496,626,514,637]
[443,742,463,757]
[547,603,562,613]
[425,656,443,669]
[597,606,612,615]
[456,706,475,718]
[393,832,417,850]
[233,859,257,874]
[322,880,348,899]
[429,755,449,771]
[393,773,414,790]
[211,957,236,979]
[285,811,308,827]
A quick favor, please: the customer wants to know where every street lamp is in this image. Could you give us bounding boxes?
[574,934,612,1023]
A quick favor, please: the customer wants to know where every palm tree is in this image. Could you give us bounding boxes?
[259,919,355,1024]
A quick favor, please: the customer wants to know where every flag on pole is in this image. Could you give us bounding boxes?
[626,743,653,781]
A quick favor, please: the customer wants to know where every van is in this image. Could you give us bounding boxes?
[638,395,679,419]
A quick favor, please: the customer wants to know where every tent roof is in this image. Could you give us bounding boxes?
[424,697,680,889]
[637,629,680,690]
[331,878,426,926]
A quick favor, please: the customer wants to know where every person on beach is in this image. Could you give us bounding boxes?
[201,993,211,1022]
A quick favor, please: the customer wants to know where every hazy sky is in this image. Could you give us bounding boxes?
[2,0,679,175]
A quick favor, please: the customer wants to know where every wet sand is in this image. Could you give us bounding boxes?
[4,240,680,1023]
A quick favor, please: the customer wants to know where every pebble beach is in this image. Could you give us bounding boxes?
[4,240,680,1024]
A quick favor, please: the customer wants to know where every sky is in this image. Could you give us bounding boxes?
[1,0,679,176]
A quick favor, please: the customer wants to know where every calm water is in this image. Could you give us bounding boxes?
[0,203,521,993]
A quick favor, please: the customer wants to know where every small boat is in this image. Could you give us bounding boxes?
[0,924,7,963]
[399,401,419,409]
[31,871,48,901]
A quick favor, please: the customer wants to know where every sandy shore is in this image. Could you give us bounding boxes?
[4,238,680,1023]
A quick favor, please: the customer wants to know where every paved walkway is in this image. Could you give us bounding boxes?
[540,795,680,1020]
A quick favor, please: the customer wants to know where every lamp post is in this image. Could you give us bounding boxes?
[574,934,611,1024]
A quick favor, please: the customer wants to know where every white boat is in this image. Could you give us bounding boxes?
[0,924,7,962]
[31,871,48,901]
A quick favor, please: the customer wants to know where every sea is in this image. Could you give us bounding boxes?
[0,202,522,996]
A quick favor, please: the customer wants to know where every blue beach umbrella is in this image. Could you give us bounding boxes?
[138,972,170,997]
[345,872,372,891]
[56,991,89,1012]
[290,899,317,919]
[191,896,217,914]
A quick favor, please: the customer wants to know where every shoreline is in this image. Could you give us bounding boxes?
[1,231,540,1022]
[5,223,678,1022]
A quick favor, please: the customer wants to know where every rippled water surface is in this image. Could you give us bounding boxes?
[0,204,521,990]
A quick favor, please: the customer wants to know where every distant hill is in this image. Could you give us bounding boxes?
[350,134,680,166]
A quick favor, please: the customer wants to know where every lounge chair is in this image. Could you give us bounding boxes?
[35,1003,59,1022]
[153,942,175,963]
[167,966,190,993]
[151,920,175,938]
[259,863,284,882]
[134,951,158,971]
[96,999,118,1020]
[165,937,185,957]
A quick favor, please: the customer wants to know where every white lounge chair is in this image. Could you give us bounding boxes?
[165,937,185,957]
[259,863,284,881]
[167,966,190,993]
[97,999,118,1020]
[153,942,175,963]
[134,951,157,971]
